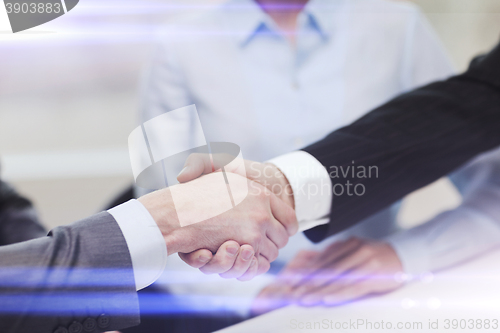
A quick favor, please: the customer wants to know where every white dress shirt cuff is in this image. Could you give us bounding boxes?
[267,151,332,232]
[108,199,168,291]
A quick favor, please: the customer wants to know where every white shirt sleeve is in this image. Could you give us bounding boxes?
[108,199,168,291]
[386,148,500,276]
[267,151,332,232]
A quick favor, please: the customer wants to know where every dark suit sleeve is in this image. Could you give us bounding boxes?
[0,181,46,246]
[303,42,500,242]
[0,212,140,333]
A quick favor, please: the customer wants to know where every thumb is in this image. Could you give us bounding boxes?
[177,153,213,183]
[179,249,213,268]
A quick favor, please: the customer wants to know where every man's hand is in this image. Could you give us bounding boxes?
[138,172,298,278]
[184,240,259,281]
[251,238,404,314]
[177,154,296,274]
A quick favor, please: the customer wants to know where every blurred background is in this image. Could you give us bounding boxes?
[1,0,499,230]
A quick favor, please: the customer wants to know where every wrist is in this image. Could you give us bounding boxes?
[264,163,295,209]
[138,188,183,255]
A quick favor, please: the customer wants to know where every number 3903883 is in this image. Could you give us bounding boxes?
[5,3,62,14]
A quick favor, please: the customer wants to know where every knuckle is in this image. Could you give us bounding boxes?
[254,211,271,225]
[258,258,271,275]
[279,228,291,248]
[263,247,279,262]
[284,208,298,225]
[269,248,279,262]
[249,232,263,246]
[278,235,289,248]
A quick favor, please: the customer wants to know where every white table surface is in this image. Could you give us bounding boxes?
[217,249,500,333]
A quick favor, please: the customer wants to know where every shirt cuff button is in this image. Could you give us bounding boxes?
[83,318,97,332]
[97,314,111,329]
[68,321,83,333]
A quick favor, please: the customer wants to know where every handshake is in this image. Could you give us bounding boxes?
[138,154,298,281]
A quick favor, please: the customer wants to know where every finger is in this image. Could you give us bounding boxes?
[256,254,271,276]
[285,250,320,271]
[178,249,213,269]
[269,193,298,237]
[238,257,259,281]
[278,250,320,284]
[305,238,361,272]
[177,153,213,183]
[286,239,360,287]
[299,265,372,306]
[323,270,401,306]
[258,280,296,302]
[323,280,379,306]
[251,288,292,316]
[258,237,280,263]
[292,246,370,296]
[255,282,290,300]
[219,244,255,279]
[199,241,241,274]
[266,216,291,250]
[316,237,362,263]
[300,242,404,305]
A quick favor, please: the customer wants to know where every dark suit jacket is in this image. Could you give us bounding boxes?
[0,180,46,246]
[303,42,500,242]
[0,181,140,333]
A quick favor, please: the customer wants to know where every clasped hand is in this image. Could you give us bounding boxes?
[138,153,297,281]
